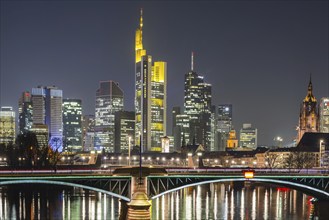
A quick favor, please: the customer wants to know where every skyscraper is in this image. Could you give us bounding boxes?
[319,97,329,133]
[239,123,257,149]
[217,104,233,151]
[297,77,319,142]
[0,106,16,145]
[63,99,82,152]
[95,81,124,152]
[31,86,63,150]
[135,9,167,152]
[18,91,33,134]
[184,53,212,149]
[114,111,135,153]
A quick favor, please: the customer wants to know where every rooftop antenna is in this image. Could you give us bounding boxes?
[191,51,194,71]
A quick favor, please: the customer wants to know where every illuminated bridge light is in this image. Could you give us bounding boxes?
[244,170,254,179]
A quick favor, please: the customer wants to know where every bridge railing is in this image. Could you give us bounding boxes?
[165,168,329,175]
[0,169,114,175]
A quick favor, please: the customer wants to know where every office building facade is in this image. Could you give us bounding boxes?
[239,123,257,149]
[95,81,124,152]
[319,97,329,133]
[31,86,63,150]
[63,99,82,152]
[18,91,33,134]
[0,106,16,145]
[114,111,135,153]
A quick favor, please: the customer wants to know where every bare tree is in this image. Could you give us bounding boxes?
[49,137,63,172]
[283,153,295,171]
[265,152,279,170]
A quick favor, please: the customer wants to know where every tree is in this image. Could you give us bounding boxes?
[283,151,316,171]
[49,137,63,172]
[265,151,279,169]
[15,132,39,167]
[283,153,295,171]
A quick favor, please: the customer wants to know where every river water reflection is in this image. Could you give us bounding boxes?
[0,183,327,219]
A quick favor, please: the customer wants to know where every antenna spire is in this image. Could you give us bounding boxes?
[191,51,194,71]
[140,8,143,30]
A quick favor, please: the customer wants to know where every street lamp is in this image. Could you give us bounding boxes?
[320,140,324,167]
[128,136,131,166]
[103,156,107,168]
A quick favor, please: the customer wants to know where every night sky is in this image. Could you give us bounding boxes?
[0,1,328,146]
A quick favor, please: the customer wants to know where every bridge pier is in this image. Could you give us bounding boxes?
[113,167,166,220]
[126,176,151,220]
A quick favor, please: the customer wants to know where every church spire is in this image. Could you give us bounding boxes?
[304,73,316,103]
[308,73,312,92]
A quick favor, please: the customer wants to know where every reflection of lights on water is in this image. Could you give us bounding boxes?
[170,193,174,219]
[252,189,256,219]
[161,194,165,220]
[230,189,234,220]
[264,189,268,219]
[186,189,192,220]
[241,188,245,220]
[196,185,201,220]
[176,192,179,219]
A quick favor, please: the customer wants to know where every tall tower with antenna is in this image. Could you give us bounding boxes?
[134,9,167,152]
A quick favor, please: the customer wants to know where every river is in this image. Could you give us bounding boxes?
[0,183,328,219]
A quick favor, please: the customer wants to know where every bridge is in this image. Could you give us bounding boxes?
[0,168,329,201]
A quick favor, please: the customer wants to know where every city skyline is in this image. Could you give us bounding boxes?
[0,1,328,146]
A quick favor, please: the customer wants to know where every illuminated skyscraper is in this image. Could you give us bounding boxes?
[31,86,63,150]
[95,81,124,152]
[217,104,233,151]
[63,99,82,152]
[0,106,16,145]
[184,53,212,149]
[135,9,167,152]
[297,77,319,142]
[319,97,329,133]
[18,91,33,134]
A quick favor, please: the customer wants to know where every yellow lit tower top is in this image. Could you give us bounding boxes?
[135,8,146,63]
[304,74,317,103]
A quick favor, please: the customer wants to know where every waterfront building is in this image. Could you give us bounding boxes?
[297,77,319,143]
[0,106,16,145]
[114,111,135,153]
[63,99,82,152]
[18,91,33,134]
[239,123,257,149]
[95,81,124,152]
[31,86,63,150]
[135,9,167,152]
[184,52,212,149]
[319,97,329,133]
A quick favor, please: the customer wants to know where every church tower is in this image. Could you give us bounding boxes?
[297,76,319,142]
